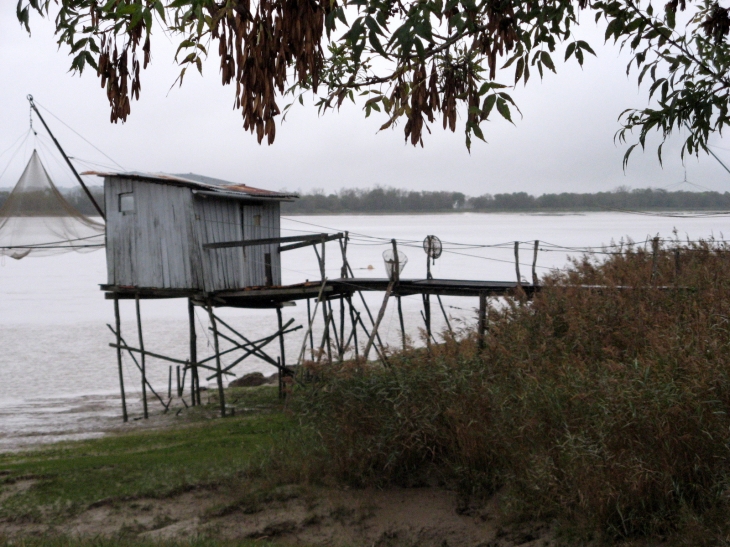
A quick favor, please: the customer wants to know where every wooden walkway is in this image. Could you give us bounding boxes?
[102,278,536,308]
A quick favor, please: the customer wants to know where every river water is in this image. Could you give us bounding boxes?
[0,212,726,449]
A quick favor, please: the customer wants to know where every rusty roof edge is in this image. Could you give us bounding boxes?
[81,170,299,200]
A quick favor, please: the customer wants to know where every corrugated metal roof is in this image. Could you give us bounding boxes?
[81,170,298,200]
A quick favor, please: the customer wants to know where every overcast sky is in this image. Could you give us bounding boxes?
[2,6,730,195]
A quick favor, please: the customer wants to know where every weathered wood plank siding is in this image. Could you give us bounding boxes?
[194,196,244,292]
[106,177,282,292]
[105,178,198,289]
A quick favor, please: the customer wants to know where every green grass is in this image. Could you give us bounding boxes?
[0,386,294,521]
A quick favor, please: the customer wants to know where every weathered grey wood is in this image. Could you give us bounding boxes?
[188,299,200,406]
[363,281,395,361]
[297,280,328,366]
[113,296,128,422]
[397,295,406,350]
[107,343,189,365]
[105,325,170,411]
[135,295,148,419]
[422,293,432,347]
[651,236,660,282]
[205,233,330,250]
[279,233,343,253]
[207,306,227,417]
[532,240,540,286]
[514,241,521,286]
[436,295,453,335]
[276,307,286,399]
[478,291,487,349]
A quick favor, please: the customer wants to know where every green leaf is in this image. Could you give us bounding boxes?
[541,51,555,72]
[496,98,513,123]
[565,42,576,61]
[482,94,497,118]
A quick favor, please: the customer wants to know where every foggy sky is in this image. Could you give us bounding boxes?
[2,7,730,194]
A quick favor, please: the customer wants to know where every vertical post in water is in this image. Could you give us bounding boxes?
[364,281,395,361]
[674,249,681,280]
[321,297,332,364]
[397,295,406,351]
[276,306,286,399]
[347,296,359,360]
[188,299,200,405]
[514,241,521,287]
[114,295,128,423]
[651,236,660,282]
[306,296,315,359]
[207,305,226,417]
[532,240,539,287]
[478,291,488,350]
[168,366,172,399]
[176,366,181,397]
[135,294,148,419]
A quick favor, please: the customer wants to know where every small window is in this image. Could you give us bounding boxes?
[253,214,261,226]
[119,193,135,214]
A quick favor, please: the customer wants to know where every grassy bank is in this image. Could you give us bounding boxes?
[0,387,297,522]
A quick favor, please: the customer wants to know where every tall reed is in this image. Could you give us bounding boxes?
[299,238,730,539]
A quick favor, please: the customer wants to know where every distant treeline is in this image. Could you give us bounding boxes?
[281,187,730,214]
[0,187,105,217]
[1,186,729,216]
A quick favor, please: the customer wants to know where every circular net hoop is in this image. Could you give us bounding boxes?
[382,249,408,280]
[423,235,443,259]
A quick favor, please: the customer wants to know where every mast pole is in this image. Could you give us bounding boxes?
[27,95,106,220]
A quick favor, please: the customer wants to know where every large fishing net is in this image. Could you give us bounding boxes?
[0,150,105,259]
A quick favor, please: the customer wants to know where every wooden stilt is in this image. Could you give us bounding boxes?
[532,240,540,286]
[674,249,681,279]
[651,236,660,282]
[364,281,395,361]
[339,296,346,360]
[514,241,521,286]
[276,307,286,399]
[105,324,170,411]
[113,295,128,423]
[135,294,148,420]
[346,262,386,350]
[326,299,343,361]
[207,305,226,417]
[306,296,314,359]
[397,295,406,350]
[297,279,328,366]
[478,291,488,349]
[168,366,172,399]
[176,366,181,397]
[322,297,332,364]
[436,295,453,336]
[422,293,432,347]
[347,296,359,360]
[188,299,200,406]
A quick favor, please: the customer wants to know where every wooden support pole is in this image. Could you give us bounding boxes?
[316,311,334,364]
[674,249,681,279]
[397,295,406,351]
[651,236,660,282]
[168,366,172,399]
[176,366,181,397]
[207,306,226,417]
[436,295,453,336]
[364,281,395,361]
[297,279,328,366]
[532,240,539,286]
[113,296,128,423]
[322,296,332,364]
[339,296,346,360]
[276,307,286,399]
[346,262,386,350]
[478,292,488,349]
[327,299,343,362]
[188,299,200,406]
[135,295,148,420]
[306,296,314,360]
[422,293,432,348]
[514,241,521,286]
[105,325,170,412]
[347,297,359,360]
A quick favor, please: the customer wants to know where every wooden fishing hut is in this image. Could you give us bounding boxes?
[89,171,540,423]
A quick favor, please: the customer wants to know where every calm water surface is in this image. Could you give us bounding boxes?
[0,212,726,448]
